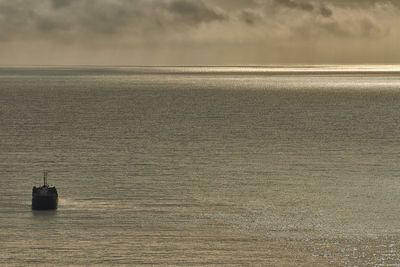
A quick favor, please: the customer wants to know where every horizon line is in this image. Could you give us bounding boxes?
[2,64,400,68]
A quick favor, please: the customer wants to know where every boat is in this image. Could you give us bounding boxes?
[32,171,58,210]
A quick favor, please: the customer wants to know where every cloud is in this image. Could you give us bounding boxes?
[0,0,229,42]
[0,0,390,41]
[0,0,399,64]
[319,5,333,18]
[274,0,314,12]
[51,0,73,9]
[168,0,227,24]
[240,9,263,25]
[272,0,334,18]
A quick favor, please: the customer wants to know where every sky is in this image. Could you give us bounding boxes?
[0,0,399,65]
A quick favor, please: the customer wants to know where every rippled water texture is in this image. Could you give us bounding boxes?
[1,66,400,265]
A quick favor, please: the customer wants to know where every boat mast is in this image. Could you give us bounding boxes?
[43,171,48,186]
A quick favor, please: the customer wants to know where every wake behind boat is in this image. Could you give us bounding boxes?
[32,171,58,210]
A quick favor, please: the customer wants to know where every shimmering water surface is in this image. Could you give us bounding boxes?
[1,66,400,266]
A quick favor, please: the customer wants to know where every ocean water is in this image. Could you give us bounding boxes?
[1,66,400,266]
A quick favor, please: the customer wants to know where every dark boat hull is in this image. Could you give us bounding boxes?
[32,172,58,210]
[32,195,58,210]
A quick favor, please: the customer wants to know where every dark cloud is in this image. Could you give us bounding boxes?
[210,0,260,11]
[240,9,263,25]
[168,0,227,24]
[0,0,229,43]
[76,1,142,35]
[323,0,397,8]
[319,5,333,18]
[51,0,73,9]
[272,0,334,18]
[35,16,71,33]
[274,0,314,12]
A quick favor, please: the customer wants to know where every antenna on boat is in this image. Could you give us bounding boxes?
[43,171,48,186]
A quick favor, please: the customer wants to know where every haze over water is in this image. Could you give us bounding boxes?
[1,66,400,265]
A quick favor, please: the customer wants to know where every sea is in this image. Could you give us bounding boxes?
[1,66,400,266]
